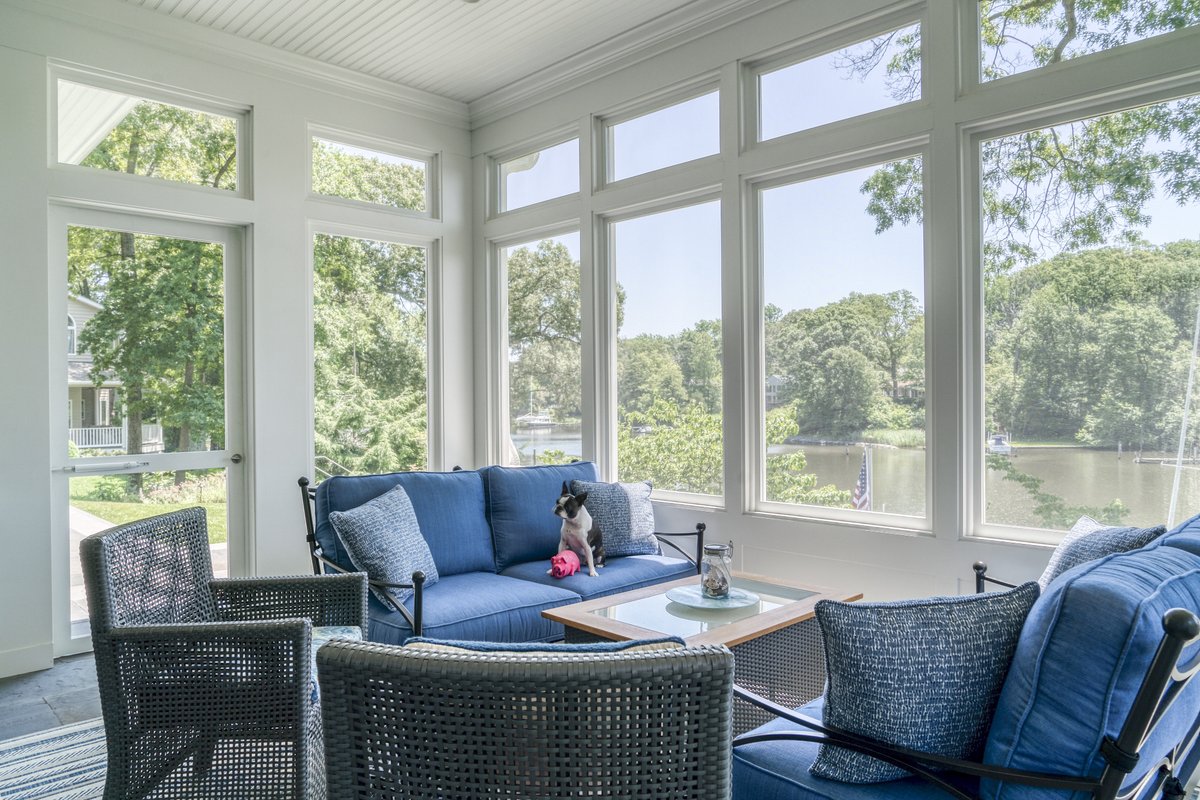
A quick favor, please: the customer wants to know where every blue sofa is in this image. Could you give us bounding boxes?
[299,462,701,644]
[731,512,1200,800]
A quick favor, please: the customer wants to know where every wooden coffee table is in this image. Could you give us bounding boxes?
[543,572,861,734]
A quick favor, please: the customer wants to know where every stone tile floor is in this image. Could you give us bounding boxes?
[0,653,99,740]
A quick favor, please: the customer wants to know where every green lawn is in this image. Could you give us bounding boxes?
[71,500,228,543]
[70,475,227,543]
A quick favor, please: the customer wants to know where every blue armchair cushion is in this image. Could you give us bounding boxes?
[329,484,439,605]
[316,469,494,577]
[481,462,599,571]
[1037,520,1164,589]
[813,582,1039,783]
[981,543,1200,800]
[733,697,980,800]
[366,571,581,645]
[570,479,659,557]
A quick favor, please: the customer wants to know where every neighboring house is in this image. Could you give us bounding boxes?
[67,293,163,453]
[765,375,786,410]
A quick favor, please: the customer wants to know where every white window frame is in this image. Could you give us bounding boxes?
[306,221,444,473]
[963,77,1200,546]
[490,130,582,219]
[600,191,726,508]
[743,144,933,532]
[50,63,252,200]
[307,124,439,220]
[66,314,76,355]
[744,6,926,146]
[597,76,722,190]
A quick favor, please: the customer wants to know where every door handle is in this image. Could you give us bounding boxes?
[231,453,243,464]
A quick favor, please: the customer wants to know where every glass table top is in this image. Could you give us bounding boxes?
[589,577,817,639]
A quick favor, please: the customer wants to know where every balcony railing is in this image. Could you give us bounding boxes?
[69,424,165,450]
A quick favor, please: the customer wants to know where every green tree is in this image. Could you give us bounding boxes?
[794,346,880,439]
[311,140,424,210]
[764,403,853,506]
[618,336,688,416]
[617,399,723,495]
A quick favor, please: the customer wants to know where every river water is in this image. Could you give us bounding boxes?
[512,425,1200,529]
[783,444,1200,529]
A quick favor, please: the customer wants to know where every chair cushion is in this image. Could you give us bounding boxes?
[500,554,695,600]
[481,462,599,571]
[571,479,660,557]
[813,583,1039,783]
[329,484,439,605]
[315,469,494,577]
[311,625,362,703]
[366,571,581,645]
[1037,518,1164,588]
[732,697,980,800]
[981,543,1200,800]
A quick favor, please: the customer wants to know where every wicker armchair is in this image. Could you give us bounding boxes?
[80,506,368,800]
[317,639,736,799]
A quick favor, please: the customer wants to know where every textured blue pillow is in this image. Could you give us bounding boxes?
[570,479,659,557]
[1037,521,1164,589]
[812,582,1040,783]
[329,484,439,605]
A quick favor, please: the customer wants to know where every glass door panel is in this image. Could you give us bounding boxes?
[53,209,244,654]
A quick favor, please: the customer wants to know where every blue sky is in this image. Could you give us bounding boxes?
[502,22,1199,338]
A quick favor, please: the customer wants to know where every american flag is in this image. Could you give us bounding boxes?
[851,448,871,510]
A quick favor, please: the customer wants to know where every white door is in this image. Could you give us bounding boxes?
[50,206,247,655]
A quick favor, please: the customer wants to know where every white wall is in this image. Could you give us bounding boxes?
[0,0,475,677]
[470,0,1200,601]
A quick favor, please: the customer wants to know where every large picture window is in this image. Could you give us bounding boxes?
[760,158,926,518]
[312,233,428,478]
[980,96,1200,532]
[612,200,723,497]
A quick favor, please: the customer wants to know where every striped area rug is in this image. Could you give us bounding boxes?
[0,719,105,800]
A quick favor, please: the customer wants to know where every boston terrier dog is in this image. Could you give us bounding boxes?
[551,481,605,577]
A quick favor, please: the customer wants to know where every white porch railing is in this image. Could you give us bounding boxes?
[70,424,166,450]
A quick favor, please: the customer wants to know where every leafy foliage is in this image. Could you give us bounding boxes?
[311,139,425,211]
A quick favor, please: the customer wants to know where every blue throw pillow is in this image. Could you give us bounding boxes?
[570,479,659,557]
[811,582,1040,783]
[1037,519,1164,589]
[329,484,439,606]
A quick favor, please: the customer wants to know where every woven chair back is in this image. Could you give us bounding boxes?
[81,506,217,635]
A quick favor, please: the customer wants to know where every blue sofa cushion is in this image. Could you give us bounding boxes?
[501,554,695,600]
[813,583,1039,783]
[404,635,684,653]
[481,462,599,572]
[1037,521,1164,589]
[981,543,1200,800]
[571,479,660,557]
[329,484,439,605]
[732,697,980,800]
[366,571,581,645]
[315,470,494,577]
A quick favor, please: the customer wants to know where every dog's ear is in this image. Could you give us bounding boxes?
[560,481,570,496]
[575,491,588,506]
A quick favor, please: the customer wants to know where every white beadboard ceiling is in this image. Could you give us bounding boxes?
[113,0,737,105]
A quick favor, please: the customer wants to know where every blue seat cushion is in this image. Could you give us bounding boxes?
[481,462,599,571]
[366,571,581,645]
[732,697,979,800]
[981,543,1200,800]
[315,470,494,577]
[500,554,695,600]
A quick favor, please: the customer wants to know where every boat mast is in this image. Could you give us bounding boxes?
[1167,290,1200,528]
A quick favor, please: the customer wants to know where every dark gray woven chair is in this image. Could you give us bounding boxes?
[81,506,368,800]
[317,639,736,799]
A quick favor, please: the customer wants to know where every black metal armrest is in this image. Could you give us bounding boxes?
[972,562,1018,593]
[655,522,706,574]
[211,572,369,629]
[732,685,1100,800]
[308,552,426,636]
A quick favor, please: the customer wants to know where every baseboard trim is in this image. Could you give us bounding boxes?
[0,642,53,679]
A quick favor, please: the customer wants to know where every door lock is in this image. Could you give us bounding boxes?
[230,453,243,464]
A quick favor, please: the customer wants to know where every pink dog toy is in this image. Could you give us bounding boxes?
[550,550,580,578]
